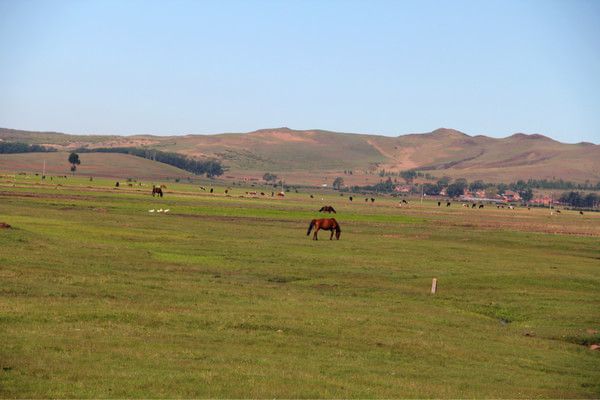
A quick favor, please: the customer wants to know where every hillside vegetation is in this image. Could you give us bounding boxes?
[2,127,599,183]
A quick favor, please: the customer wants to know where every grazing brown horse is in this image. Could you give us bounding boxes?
[307,218,341,240]
[319,206,336,213]
[152,186,163,197]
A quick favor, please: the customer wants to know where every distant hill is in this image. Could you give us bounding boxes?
[2,127,599,184]
[0,152,193,180]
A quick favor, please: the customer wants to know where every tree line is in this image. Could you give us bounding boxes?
[0,141,56,153]
[76,147,224,177]
[558,192,599,208]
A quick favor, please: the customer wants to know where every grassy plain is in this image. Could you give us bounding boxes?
[0,173,599,398]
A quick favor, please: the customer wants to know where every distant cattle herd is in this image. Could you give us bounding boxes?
[124,179,587,237]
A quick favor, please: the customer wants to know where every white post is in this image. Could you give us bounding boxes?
[431,278,437,294]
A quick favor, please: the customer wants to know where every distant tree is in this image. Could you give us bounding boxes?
[436,176,452,188]
[519,188,534,202]
[332,177,344,190]
[263,172,278,183]
[447,179,468,198]
[468,180,487,191]
[400,170,417,183]
[68,152,81,174]
[205,160,224,178]
[422,183,441,195]
[497,183,509,193]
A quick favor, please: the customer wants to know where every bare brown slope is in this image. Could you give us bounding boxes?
[2,127,599,183]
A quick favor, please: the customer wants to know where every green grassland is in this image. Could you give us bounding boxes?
[1,174,599,398]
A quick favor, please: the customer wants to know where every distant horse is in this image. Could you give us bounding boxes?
[307,218,341,240]
[319,206,336,213]
[349,196,353,201]
[446,202,451,207]
[478,204,484,209]
[152,186,163,197]
[402,199,408,204]
[438,201,441,207]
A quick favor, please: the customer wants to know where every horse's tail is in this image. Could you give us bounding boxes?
[307,219,316,236]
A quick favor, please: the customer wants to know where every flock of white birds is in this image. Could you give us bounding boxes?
[148,209,169,213]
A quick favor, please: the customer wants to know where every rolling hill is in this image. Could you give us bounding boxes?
[0,152,193,180]
[1,127,599,184]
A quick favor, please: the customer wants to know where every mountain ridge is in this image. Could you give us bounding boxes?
[1,127,599,184]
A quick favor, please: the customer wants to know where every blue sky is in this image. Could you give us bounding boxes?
[1,0,599,143]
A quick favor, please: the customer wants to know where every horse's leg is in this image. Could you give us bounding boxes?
[313,227,319,240]
[330,229,334,240]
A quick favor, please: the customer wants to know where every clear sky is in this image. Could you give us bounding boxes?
[1,0,599,143]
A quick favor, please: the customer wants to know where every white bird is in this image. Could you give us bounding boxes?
[148,209,155,213]
[157,209,164,213]
[164,209,170,213]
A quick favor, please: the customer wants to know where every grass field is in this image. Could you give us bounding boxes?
[0,152,193,180]
[1,173,599,398]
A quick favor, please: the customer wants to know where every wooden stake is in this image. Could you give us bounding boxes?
[431,278,437,294]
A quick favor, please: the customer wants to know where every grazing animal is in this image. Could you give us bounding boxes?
[371,198,375,203]
[580,211,584,215]
[225,189,228,194]
[307,218,341,240]
[271,191,274,197]
[446,202,451,207]
[260,192,265,196]
[349,196,353,201]
[199,186,206,191]
[556,209,561,214]
[152,186,163,197]
[479,204,484,209]
[164,209,170,213]
[277,192,285,197]
[402,199,408,204]
[438,201,441,207]
[319,206,336,213]
[508,206,514,210]
[310,194,314,198]
[462,203,469,208]
[148,209,155,213]
[115,182,120,187]
[497,205,501,209]
[210,188,213,193]
[365,198,369,202]
[471,203,476,208]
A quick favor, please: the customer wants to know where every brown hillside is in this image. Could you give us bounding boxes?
[1,127,599,184]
